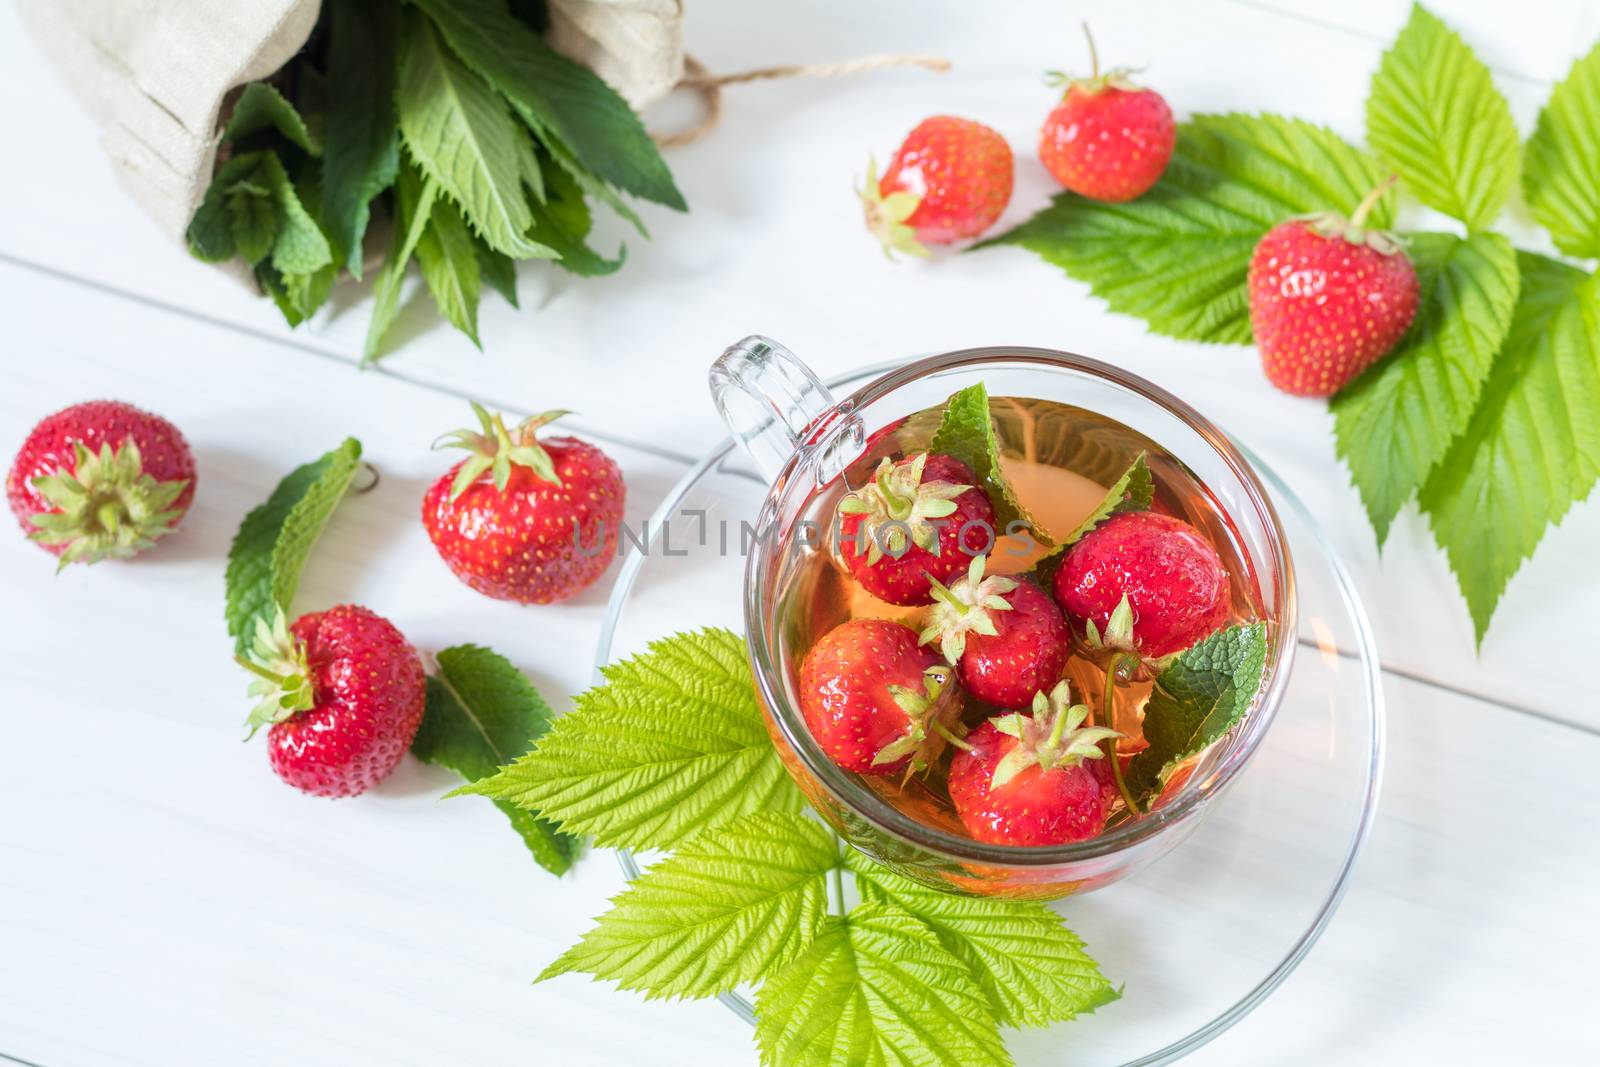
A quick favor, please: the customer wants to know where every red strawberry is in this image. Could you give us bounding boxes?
[1038,25,1175,202]
[422,403,624,604]
[799,619,956,776]
[240,605,426,798]
[7,400,195,567]
[837,452,996,606]
[1248,177,1419,396]
[1053,510,1231,663]
[860,115,1014,258]
[948,682,1122,846]
[921,554,1070,709]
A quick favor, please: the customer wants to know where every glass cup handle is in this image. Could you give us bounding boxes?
[709,335,860,482]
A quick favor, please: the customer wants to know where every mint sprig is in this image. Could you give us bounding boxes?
[413,644,576,876]
[930,382,1056,546]
[223,438,363,654]
[1123,623,1269,807]
[1032,452,1152,590]
[988,4,1600,643]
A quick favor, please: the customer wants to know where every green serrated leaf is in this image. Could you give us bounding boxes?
[1332,232,1519,543]
[415,199,484,346]
[321,0,400,277]
[530,153,624,277]
[1365,4,1519,231]
[396,10,557,260]
[188,154,267,262]
[1123,622,1268,806]
[846,852,1117,1028]
[413,644,574,876]
[754,902,1012,1067]
[364,160,441,363]
[252,152,333,276]
[460,628,803,851]
[256,261,336,328]
[409,0,684,211]
[541,812,836,999]
[930,383,1055,546]
[228,160,279,266]
[224,439,363,654]
[1420,254,1600,644]
[1523,42,1600,258]
[1032,452,1153,591]
[981,113,1392,344]
[474,234,520,308]
[224,82,322,156]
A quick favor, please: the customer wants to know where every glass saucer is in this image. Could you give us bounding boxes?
[594,362,1385,1066]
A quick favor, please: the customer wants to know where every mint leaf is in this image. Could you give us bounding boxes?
[930,383,1054,546]
[257,261,337,327]
[460,628,803,850]
[256,152,333,276]
[1332,232,1519,543]
[224,439,363,654]
[846,852,1117,1028]
[1365,4,1518,231]
[228,155,279,266]
[414,199,484,346]
[321,0,400,277]
[530,154,624,277]
[1123,622,1268,806]
[1420,254,1600,643]
[396,10,556,260]
[982,113,1392,344]
[1524,42,1600,258]
[541,812,836,999]
[364,161,440,363]
[474,234,520,307]
[413,644,575,876]
[754,902,1011,1067]
[1032,452,1152,590]
[224,82,322,156]
[188,154,267,262]
[410,0,684,211]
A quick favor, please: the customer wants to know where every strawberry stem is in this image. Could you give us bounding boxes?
[1350,173,1399,229]
[829,854,846,917]
[933,721,974,752]
[1082,21,1100,80]
[1101,654,1142,814]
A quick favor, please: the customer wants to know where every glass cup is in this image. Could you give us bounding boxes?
[709,336,1297,899]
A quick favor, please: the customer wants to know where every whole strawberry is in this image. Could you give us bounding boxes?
[1053,510,1231,664]
[1248,177,1419,396]
[7,400,195,567]
[921,554,1070,709]
[1038,25,1175,202]
[837,452,996,606]
[948,682,1122,846]
[240,605,426,798]
[423,403,624,604]
[799,619,956,776]
[860,115,1014,258]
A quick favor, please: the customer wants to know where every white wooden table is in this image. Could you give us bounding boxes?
[2,1,1598,1063]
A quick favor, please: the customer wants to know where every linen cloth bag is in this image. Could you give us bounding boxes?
[18,0,684,244]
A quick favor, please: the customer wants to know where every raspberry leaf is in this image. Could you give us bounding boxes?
[224,82,322,156]
[223,438,363,654]
[980,113,1393,344]
[1365,4,1518,231]
[414,644,575,876]
[1524,42,1600,258]
[541,812,836,999]
[396,10,556,260]
[1123,622,1268,807]
[1420,254,1600,644]
[754,902,1011,1067]
[1031,452,1152,590]
[457,628,803,850]
[846,851,1118,1028]
[414,198,484,347]
[930,382,1055,546]
[1331,232,1519,544]
[321,0,400,278]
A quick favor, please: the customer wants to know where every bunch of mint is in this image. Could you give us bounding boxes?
[186,0,682,361]
[986,4,1600,646]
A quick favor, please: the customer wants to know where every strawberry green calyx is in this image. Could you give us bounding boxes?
[838,453,972,565]
[859,156,929,261]
[28,441,189,570]
[434,401,573,501]
[1044,22,1144,97]
[1082,593,1176,679]
[238,609,315,738]
[872,664,958,771]
[1293,173,1405,255]
[920,553,1018,664]
[988,681,1122,791]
